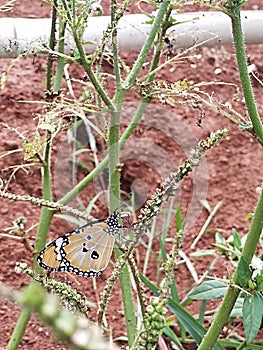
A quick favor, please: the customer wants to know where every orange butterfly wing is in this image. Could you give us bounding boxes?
[62,223,116,276]
[37,241,62,269]
[37,215,119,277]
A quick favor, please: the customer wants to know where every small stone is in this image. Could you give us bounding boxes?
[214,68,222,75]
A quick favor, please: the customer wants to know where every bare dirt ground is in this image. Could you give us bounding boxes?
[0,1,263,349]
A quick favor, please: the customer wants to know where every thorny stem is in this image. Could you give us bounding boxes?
[106,2,171,344]
[108,0,137,345]
[58,0,170,206]
[198,186,263,350]
[57,100,150,206]
[227,4,263,144]
[71,30,113,107]
[124,2,169,90]
[197,3,263,349]
[53,18,66,92]
[97,245,135,325]
[7,131,53,349]
[46,1,57,91]
[7,310,31,350]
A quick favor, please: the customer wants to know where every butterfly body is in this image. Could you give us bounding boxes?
[37,212,121,277]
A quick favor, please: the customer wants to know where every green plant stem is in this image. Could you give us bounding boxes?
[239,189,263,264]
[114,249,137,344]
[111,0,121,91]
[7,0,64,344]
[198,6,263,348]
[107,2,136,344]
[109,0,122,211]
[198,187,263,350]
[7,132,54,349]
[71,29,113,107]
[59,3,169,205]
[109,101,137,346]
[59,3,169,206]
[108,4,171,344]
[228,5,263,145]
[124,1,169,90]
[7,309,31,350]
[33,132,54,269]
[53,18,66,92]
[108,106,120,210]
[90,0,132,66]
[59,97,161,208]
[46,1,57,91]
[58,96,151,206]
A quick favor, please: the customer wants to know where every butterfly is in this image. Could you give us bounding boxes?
[37,211,124,277]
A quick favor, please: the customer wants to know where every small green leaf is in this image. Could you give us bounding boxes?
[188,280,227,300]
[248,279,256,290]
[175,205,183,231]
[159,235,167,262]
[243,292,263,344]
[236,256,251,287]
[232,228,242,250]
[245,212,254,220]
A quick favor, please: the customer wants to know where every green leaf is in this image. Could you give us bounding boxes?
[255,273,263,292]
[214,243,239,260]
[75,160,91,172]
[168,298,205,343]
[232,228,242,250]
[168,298,224,350]
[139,274,223,349]
[236,256,251,287]
[159,235,167,262]
[139,273,160,295]
[175,205,183,231]
[230,297,244,318]
[188,280,227,300]
[243,292,263,344]
[163,325,183,349]
[245,212,254,220]
[219,339,263,349]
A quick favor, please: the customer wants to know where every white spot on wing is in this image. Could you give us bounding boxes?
[54,237,64,260]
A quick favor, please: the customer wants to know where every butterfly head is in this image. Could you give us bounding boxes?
[105,211,131,235]
[105,211,121,236]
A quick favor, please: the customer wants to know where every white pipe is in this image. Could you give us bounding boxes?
[0,11,262,58]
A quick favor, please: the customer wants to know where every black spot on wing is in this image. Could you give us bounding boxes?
[91,250,99,260]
